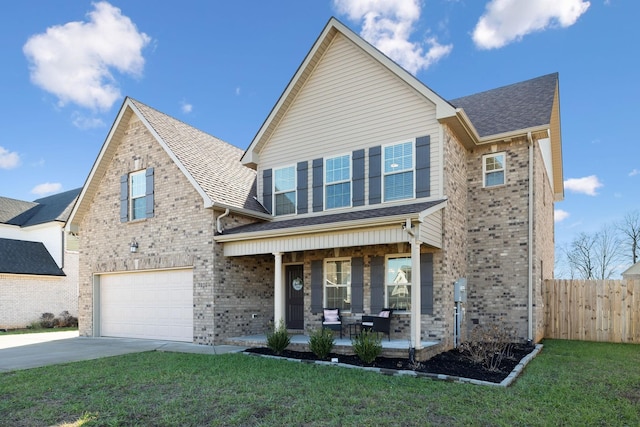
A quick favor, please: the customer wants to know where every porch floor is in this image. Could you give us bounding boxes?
[225,333,440,354]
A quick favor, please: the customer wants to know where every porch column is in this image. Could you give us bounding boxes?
[410,237,422,349]
[273,252,285,325]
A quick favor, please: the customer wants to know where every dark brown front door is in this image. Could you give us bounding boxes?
[286,264,304,330]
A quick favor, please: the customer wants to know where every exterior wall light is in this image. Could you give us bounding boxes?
[130,238,138,253]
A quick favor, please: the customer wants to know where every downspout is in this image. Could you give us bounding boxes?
[216,208,230,234]
[527,132,534,342]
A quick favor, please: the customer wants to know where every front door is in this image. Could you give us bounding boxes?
[285,264,304,330]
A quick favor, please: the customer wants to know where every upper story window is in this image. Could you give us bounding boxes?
[383,141,414,202]
[325,154,351,209]
[483,152,506,187]
[120,168,154,222]
[274,166,296,216]
[325,258,351,311]
[386,255,411,311]
[130,170,147,220]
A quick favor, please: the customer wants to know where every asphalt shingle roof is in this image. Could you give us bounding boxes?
[223,199,445,235]
[450,73,558,138]
[0,188,80,227]
[0,238,65,276]
[130,99,266,214]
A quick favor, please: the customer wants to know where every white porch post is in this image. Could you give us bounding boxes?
[410,236,422,349]
[273,252,285,326]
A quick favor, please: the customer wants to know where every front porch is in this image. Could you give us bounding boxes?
[225,333,443,361]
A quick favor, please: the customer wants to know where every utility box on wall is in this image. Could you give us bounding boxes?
[454,278,467,302]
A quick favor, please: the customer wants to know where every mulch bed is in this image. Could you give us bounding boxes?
[245,343,536,384]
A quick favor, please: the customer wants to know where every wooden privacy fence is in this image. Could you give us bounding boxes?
[544,279,640,343]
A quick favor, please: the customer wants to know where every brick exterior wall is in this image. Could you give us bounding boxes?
[464,134,553,342]
[0,251,78,329]
[78,114,271,345]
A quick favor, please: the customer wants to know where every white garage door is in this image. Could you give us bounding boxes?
[100,269,193,342]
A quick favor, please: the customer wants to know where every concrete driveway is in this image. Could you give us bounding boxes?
[0,331,247,372]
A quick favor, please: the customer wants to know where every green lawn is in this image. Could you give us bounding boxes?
[0,339,638,426]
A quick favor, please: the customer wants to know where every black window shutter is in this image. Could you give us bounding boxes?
[120,174,128,223]
[312,158,323,212]
[420,253,434,315]
[352,149,365,207]
[368,146,381,205]
[262,169,272,214]
[311,260,323,314]
[297,161,308,214]
[351,257,364,313]
[370,256,385,313]
[145,167,154,218]
[415,135,431,199]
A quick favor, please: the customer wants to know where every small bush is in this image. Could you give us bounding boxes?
[39,313,58,329]
[57,311,78,328]
[352,330,382,364]
[266,320,290,355]
[458,321,517,372]
[308,327,335,360]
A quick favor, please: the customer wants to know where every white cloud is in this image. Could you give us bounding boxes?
[0,146,20,169]
[472,0,590,49]
[180,100,193,114]
[564,175,603,196]
[235,87,241,96]
[629,169,640,177]
[23,1,151,111]
[71,112,106,129]
[554,209,570,223]
[31,182,62,196]
[333,0,452,74]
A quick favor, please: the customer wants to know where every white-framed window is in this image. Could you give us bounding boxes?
[383,140,414,202]
[324,258,351,311]
[386,254,412,311]
[129,170,147,220]
[325,154,351,210]
[274,166,296,216]
[483,152,506,187]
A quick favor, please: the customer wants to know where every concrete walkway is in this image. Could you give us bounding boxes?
[0,331,247,372]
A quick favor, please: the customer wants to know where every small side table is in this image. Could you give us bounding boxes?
[346,322,361,339]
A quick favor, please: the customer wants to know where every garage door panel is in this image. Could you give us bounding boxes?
[100,269,193,342]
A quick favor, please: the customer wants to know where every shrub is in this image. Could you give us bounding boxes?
[352,330,382,364]
[458,321,517,372]
[266,320,290,355]
[308,327,335,360]
[57,311,78,328]
[39,313,57,329]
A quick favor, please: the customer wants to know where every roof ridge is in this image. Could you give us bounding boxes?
[450,72,558,102]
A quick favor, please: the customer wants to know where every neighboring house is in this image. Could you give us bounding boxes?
[622,262,640,280]
[0,189,80,329]
[68,18,563,351]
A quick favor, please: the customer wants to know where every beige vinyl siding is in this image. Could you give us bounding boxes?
[257,33,441,208]
[420,210,443,248]
[222,225,409,256]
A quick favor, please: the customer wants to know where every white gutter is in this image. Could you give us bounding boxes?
[527,131,534,342]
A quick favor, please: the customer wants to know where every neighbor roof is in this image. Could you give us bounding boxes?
[0,238,65,276]
[450,73,558,138]
[0,188,80,227]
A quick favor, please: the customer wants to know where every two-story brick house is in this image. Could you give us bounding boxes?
[68,17,562,350]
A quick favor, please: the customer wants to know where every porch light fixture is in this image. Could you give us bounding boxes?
[130,238,138,253]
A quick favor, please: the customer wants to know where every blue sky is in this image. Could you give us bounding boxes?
[1,1,638,268]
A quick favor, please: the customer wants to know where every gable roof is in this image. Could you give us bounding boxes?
[622,261,640,278]
[450,73,558,138]
[68,97,270,230]
[0,238,65,276]
[0,188,80,227]
[241,17,457,168]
